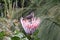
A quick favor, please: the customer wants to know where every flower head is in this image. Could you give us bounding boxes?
[20,17,41,34]
[20,12,41,34]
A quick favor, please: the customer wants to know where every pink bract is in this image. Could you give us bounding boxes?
[20,17,41,34]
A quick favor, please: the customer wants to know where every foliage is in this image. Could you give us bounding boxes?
[0,0,60,40]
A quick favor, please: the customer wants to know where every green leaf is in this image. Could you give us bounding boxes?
[14,33,25,38]
[11,36,20,40]
[33,29,39,36]
[0,31,5,40]
[21,37,29,40]
[0,31,5,37]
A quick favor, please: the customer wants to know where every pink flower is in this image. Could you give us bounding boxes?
[20,17,41,34]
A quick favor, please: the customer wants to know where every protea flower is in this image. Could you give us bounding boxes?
[20,12,41,34]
